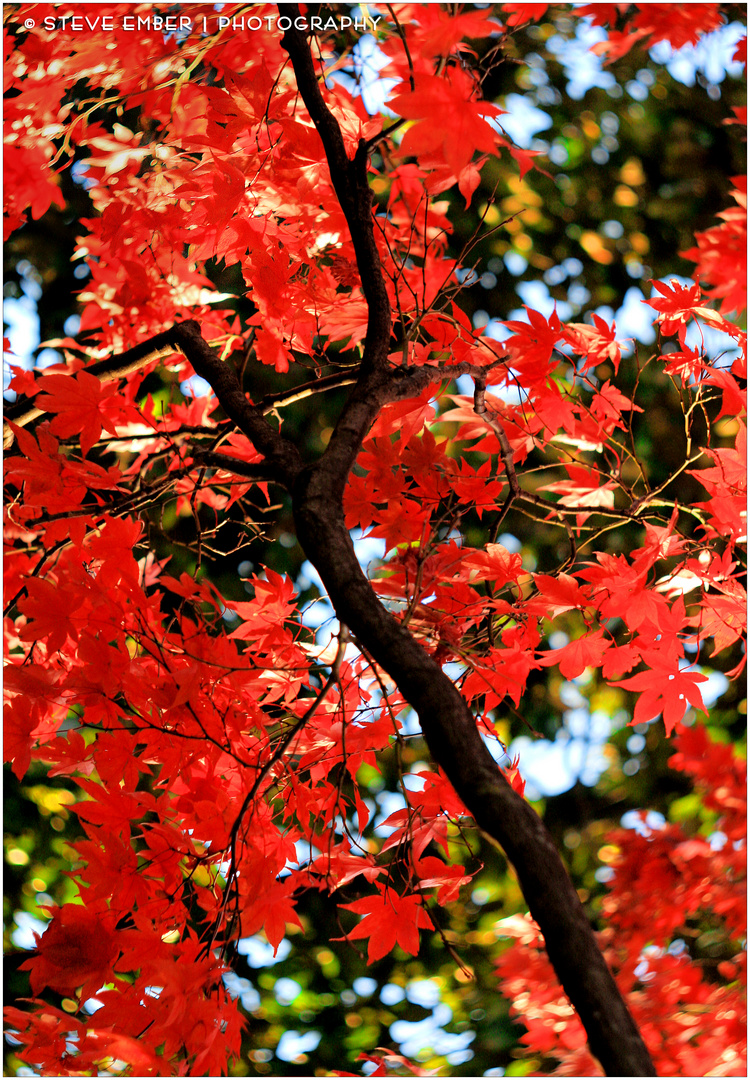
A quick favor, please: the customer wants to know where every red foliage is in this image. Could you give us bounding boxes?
[682,178,748,316]
[23,906,120,1002]
[495,727,747,1076]
[580,2,726,60]
[2,4,745,1076]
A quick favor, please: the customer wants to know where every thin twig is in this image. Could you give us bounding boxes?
[474,377,520,497]
[208,625,350,956]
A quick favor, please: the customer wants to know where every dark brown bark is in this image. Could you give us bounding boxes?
[292,476,656,1077]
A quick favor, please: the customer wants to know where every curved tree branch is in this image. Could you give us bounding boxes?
[169,321,303,488]
[4,321,304,488]
[280,14,656,1078]
[280,15,390,367]
[292,477,656,1077]
[3,328,185,448]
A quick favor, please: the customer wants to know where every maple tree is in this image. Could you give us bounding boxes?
[3,3,746,1077]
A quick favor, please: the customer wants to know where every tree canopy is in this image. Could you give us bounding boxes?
[3,4,746,1077]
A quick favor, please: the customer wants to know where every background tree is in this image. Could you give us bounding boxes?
[3,3,746,1077]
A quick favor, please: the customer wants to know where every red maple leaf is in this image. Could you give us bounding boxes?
[389,71,502,178]
[643,278,703,339]
[690,578,747,655]
[503,306,563,381]
[525,573,590,616]
[22,905,120,1002]
[630,3,724,50]
[502,4,550,27]
[613,655,708,735]
[417,8,503,56]
[339,885,434,963]
[562,314,623,370]
[412,855,472,904]
[538,629,611,680]
[682,179,747,315]
[462,542,523,584]
[33,370,120,456]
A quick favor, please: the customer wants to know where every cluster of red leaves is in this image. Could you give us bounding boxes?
[3,4,746,1076]
[6,911,244,1076]
[495,724,747,1077]
[502,2,736,56]
[503,1,733,67]
[346,274,747,738]
[582,3,726,57]
[683,177,748,317]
